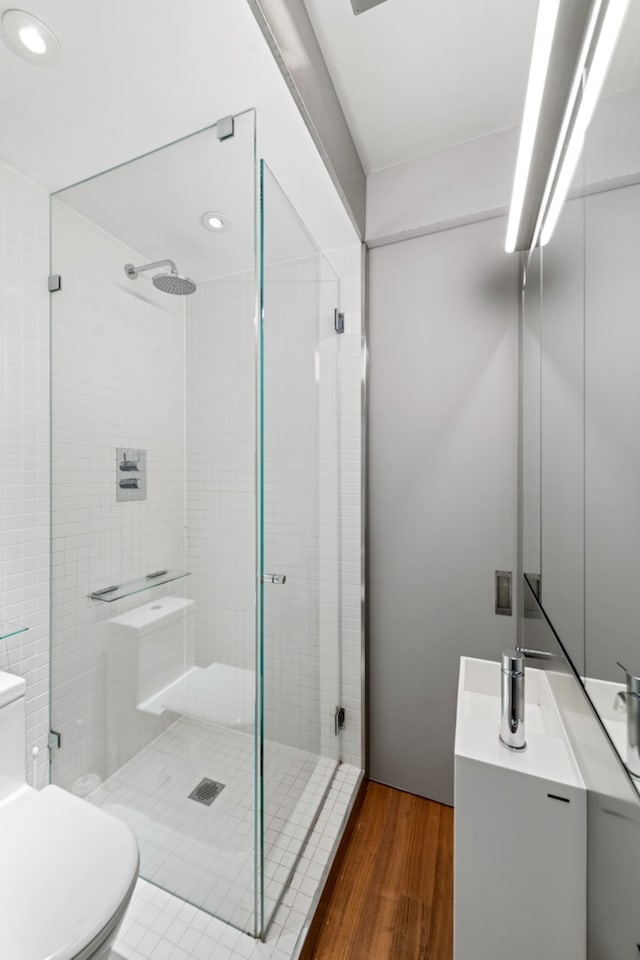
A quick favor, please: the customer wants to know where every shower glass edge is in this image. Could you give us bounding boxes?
[257,159,342,938]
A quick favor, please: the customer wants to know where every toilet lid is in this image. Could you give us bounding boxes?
[0,785,139,960]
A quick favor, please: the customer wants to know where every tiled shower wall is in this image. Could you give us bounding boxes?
[0,161,50,788]
[185,273,255,677]
[2,156,362,802]
[50,201,188,792]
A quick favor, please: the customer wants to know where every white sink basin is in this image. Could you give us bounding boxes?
[456,656,584,788]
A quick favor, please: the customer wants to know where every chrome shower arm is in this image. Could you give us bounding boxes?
[124,259,178,279]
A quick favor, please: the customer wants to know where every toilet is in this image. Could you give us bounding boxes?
[0,670,139,960]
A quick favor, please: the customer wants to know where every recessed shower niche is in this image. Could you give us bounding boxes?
[48,111,349,937]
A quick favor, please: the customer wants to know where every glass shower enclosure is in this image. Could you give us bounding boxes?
[49,111,342,937]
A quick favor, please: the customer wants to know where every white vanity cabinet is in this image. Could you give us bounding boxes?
[454,657,586,960]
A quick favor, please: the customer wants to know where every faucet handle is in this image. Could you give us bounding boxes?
[501,649,525,675]
[617,661,640,696]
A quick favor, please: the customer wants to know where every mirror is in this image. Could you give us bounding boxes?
[521,0,640,784]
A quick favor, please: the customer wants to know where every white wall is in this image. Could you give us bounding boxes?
[368,216,518,803]
[0,161,50,788]
[366,128,517,246]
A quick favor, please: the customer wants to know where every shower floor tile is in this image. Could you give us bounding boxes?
[89,717,336,932]
[109,764,363,960]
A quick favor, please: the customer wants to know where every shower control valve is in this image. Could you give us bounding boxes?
[116,447,147,502]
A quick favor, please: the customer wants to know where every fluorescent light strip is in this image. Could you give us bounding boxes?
[539,0,631,246]
[505,0,561,253]
[531,0,604,248]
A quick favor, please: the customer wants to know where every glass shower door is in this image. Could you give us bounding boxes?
[49,113,260,934]
[257,161,342,934]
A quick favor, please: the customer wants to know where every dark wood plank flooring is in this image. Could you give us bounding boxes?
[301,780,453,960]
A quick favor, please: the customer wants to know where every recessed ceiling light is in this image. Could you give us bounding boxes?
[1,9,61,66]
[201,211,229,232]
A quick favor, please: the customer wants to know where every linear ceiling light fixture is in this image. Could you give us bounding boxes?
[537,0,631,246]
[506,0,630,254]
[505,0,562,253]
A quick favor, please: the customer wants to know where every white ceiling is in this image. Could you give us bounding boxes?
[3,0,638,265]
[303,0,640,176]
[303,0,539,173]
[0,0,357,258]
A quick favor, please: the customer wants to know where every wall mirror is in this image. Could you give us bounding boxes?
[521,0,640,790]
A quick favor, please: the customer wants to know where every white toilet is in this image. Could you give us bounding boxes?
[0,670,139,960]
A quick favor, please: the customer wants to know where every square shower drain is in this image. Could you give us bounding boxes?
[188,778,225,806]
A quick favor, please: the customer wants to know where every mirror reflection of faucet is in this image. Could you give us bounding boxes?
[615,661,640,779]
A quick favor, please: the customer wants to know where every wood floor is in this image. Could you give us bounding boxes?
[301,780,453,960]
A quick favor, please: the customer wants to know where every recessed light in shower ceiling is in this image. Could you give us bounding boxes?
[201,211,229,232]
[1,9,61,65]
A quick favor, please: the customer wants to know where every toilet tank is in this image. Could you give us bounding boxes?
[0,671,27,800]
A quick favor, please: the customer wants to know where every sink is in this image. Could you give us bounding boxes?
[454,657,586,960]
[456,656,584,785]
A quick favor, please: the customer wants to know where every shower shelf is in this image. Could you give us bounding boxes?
[88,569,190,602]
[0,621,29,641]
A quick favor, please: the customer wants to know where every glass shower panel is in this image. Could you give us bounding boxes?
[258,161,341,933]
[49,113,260,932]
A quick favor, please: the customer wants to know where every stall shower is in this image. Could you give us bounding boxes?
[48,111,345,938]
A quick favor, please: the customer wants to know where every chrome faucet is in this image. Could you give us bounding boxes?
[614,661,640,779]
[499,649,527,751]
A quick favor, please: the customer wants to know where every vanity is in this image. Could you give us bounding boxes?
[454,656,586,960]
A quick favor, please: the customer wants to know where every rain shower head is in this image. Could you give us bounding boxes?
[152,271,197,296]
[124,259,197,295]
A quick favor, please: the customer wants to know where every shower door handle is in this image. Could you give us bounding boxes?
[262,573,287,585]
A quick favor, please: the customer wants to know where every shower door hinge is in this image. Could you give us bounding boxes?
[48,274,62,292]
[334,706,346,735]
[334,309,345,335]
[48,730,61,752]
[216,115,235,141]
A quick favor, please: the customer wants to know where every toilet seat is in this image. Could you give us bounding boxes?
[0,784,139,960]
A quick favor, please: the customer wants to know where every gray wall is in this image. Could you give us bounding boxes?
[368,216,518,804]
